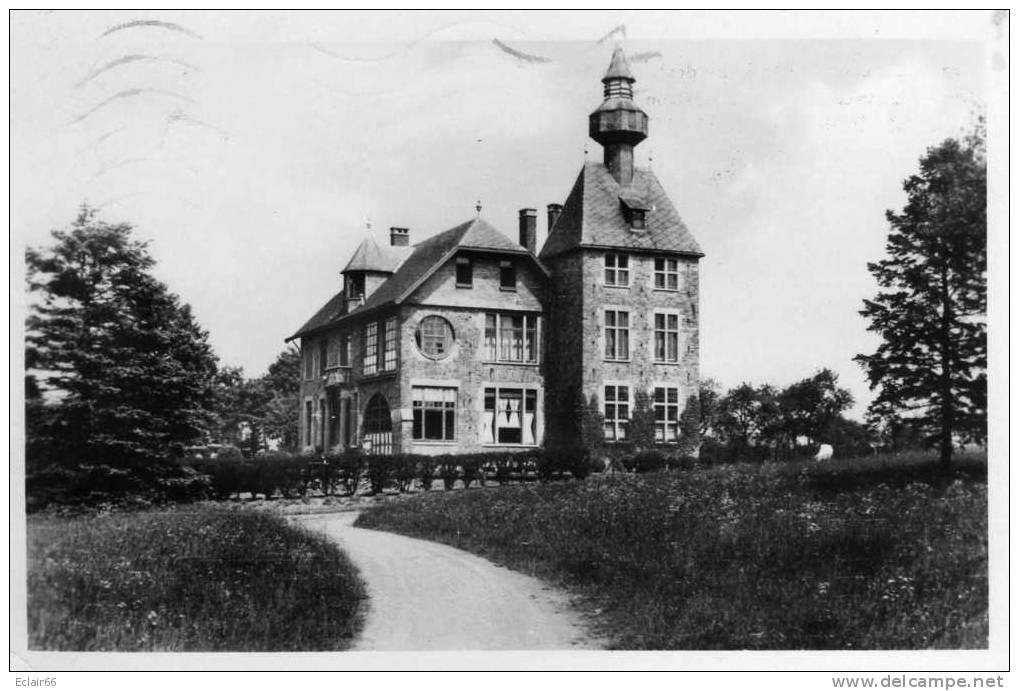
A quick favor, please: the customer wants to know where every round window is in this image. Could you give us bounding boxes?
[415,316,454,359]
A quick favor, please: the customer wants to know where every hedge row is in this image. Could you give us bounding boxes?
[188,447,598,499]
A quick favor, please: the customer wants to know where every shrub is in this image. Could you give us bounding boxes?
[249,451,295,499]
[364,455,393,495]
[559,447,593,480]
[216,445,245,464]
[534,449,557,482]
[418,458,437,491]
[438,456,460,490]
[491,453,514,485]
[461,455,482,489]
[669,454,698,472]
[392,454,419,493]
[629,450,667,473]
[156,466,212,503]
[335,451,363,496]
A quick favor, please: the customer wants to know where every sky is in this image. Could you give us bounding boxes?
[10,10,1003,419]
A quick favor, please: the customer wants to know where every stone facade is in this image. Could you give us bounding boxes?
[293,47,704,456]
[298,251,547,455]
[544,249,699,448]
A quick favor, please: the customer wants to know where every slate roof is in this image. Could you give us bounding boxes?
[538,161,704,260]
[289,216,544,340]
[342,235,412,273]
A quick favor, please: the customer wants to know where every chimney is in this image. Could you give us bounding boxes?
[518,209,537,254]
[389,227,409,246]
[547,203,563,234]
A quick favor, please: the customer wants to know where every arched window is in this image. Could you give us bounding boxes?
[363,394,392,434]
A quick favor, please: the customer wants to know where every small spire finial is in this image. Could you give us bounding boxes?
[475,199,482,215]
[366,215,373,231]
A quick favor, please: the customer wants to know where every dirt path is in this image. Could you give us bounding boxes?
[294,512,601,651]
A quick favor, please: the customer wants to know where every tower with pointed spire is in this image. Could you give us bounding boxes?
[541,47,704,451]
[589,46,649,187]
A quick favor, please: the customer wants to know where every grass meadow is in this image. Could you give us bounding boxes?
[356,452,988,650]
[27,505,366,651]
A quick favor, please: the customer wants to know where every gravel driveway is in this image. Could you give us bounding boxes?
[294,512,601,651]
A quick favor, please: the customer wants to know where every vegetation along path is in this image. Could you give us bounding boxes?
[294,512,601,651]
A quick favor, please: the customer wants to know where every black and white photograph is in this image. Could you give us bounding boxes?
[8,9,1008,679]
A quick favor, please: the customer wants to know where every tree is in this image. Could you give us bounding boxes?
[697,378,722,439]
[25,205,219,469]
[778,369,855,446]
[210,347,302,453]
[855,128,986,470]
[716,383,781,452]
[258,345,301,450]
[628,390,657,451]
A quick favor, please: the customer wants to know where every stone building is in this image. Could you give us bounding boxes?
[289,47,703,455]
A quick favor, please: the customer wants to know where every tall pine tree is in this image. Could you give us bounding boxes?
[26,205,219,470]
[855,127,986,469]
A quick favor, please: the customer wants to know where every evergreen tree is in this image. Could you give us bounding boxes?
[25,206,218,469]
[628,390,657,451]
[855,129,987,469]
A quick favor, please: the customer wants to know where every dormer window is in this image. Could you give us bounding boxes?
[346,274,365,299]
[619,190,650,231]
[500,260,516,291]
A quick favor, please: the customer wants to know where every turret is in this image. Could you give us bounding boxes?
[588,47,648,187]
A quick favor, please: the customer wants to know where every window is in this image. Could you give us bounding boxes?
[339,333,351,367]
[304,346,314,380]
[654,386,680,442]
[604,253,629,286]
[604,385,630,441]
[363,319,397,375]
[326,337,340,369]
[456,256,473,287]
[484,313,539,363]
[346,273,364,299]
[604,309,630,360]
[319,398,326,448]
[630,209,646,230]
[363,322,378,375]
[304,400,313,446]
[416,316,454,359]
[363,394,391,433]
[383,317,398,371]
[499,260,516,291]
[654,258,679,291]
[412,387,456,441]
[483,387,538,445]
[318,339,328,375]
[654,311,680,363]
